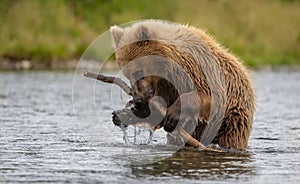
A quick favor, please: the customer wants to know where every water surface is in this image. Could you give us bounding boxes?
[0,69,299,183]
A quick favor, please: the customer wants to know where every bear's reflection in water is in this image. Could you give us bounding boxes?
[131,148,256,180]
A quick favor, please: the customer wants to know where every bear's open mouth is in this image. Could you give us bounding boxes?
[131,100,151,119]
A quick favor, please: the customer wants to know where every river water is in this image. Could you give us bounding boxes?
[0,69,299,183]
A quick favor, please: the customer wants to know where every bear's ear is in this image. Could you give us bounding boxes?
[110,25,124,49]
[136,25,150,42]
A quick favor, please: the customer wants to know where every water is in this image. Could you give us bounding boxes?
[121,124,154,145]
[0,69,299,183]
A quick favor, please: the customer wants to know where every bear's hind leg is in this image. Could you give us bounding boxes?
[215,114,252,151]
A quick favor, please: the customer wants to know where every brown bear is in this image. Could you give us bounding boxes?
[110,20,255,150]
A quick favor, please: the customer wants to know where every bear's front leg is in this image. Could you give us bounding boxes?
[163,91,211,133]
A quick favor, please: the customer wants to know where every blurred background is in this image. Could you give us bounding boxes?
[0,0,299,70]
[1,2,300,183]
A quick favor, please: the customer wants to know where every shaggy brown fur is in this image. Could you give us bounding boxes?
[110,20,255,150]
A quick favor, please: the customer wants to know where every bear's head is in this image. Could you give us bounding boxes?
[110,21,199,118]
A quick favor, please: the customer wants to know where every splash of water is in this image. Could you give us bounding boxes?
[121,123,154,145]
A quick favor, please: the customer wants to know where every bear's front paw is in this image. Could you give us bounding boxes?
[163,92,200,133]
[163,105,180,132]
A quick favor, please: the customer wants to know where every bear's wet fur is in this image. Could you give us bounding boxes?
[110,20,255,150]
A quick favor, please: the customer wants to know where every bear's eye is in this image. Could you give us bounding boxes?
[148,87,155,98]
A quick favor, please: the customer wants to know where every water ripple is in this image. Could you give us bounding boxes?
[0,70,300,183]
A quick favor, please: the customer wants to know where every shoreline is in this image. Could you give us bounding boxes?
[0,58,299,72]
[0,58,118,71]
